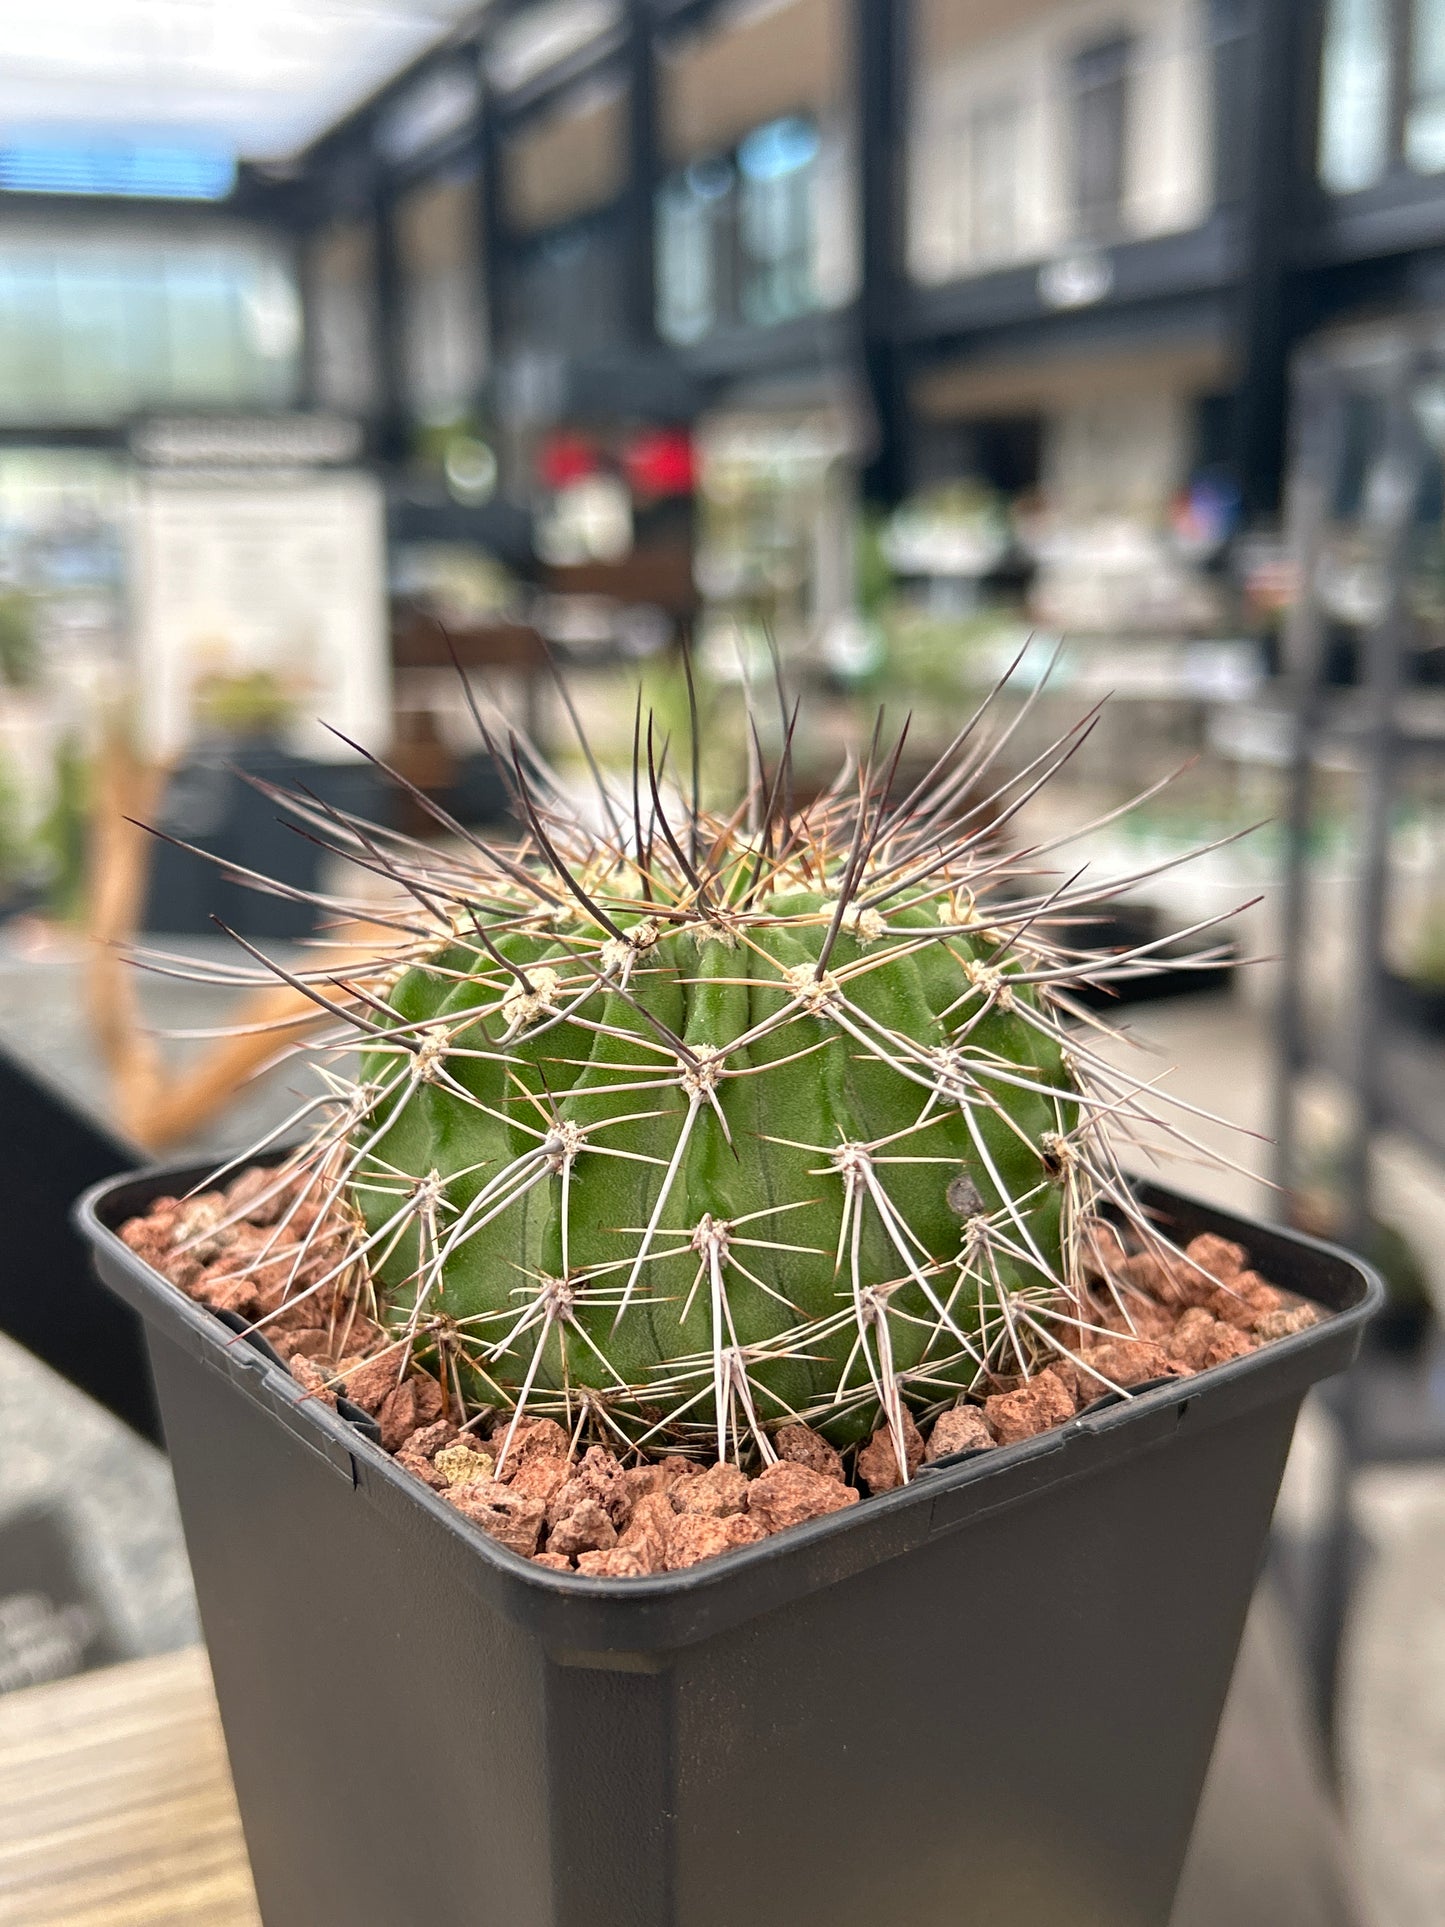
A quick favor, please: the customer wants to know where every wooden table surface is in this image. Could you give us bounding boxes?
[0,1647,259,1927]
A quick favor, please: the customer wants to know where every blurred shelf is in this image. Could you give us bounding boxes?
[1343,1336,1445,1465]
[1309,691,1445,754]
[1217,696,1445,770]
[542,543,697,616]
[1067,903,1238,1010]
[393,608,546,671]
[383,488,534,563]
[1303,1021,1445,1164]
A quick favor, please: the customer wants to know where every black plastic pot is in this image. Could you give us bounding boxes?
[77,1168,1379,1927]
[1065,904,1236,1010]
[142,747,386,939]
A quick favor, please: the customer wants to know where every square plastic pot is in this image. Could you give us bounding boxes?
[77,1168,1380,1927]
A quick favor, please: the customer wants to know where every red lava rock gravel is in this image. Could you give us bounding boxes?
[855,1409,925,1494]
[121,1175,1325,1578]
[747,1462,858,1533]
[444,1482,546,1558]
[773,1423,845,1482]
[576,1548,648,1577]
[671,1460,749,1518]
[665,1512,766,1570]
[983,1368,1076,1447]
[616,1492,676,1572]
[923,1404,994,1461]
[547,1500,618,1559]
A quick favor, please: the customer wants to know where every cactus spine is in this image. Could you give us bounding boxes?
[191,662,1241,1481]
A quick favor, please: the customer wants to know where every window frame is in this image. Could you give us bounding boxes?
[1068,31,1136,243]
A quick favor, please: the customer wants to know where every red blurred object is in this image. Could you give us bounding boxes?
[537,431,599,489]
[624,427,695,498]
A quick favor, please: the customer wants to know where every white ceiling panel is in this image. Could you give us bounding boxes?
[0,2,486,164]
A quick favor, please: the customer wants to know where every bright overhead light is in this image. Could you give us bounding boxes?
[0,138,237,199]
[0,2,486,163]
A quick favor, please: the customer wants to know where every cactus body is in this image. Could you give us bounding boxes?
[186,663,1236,1478]
[355,891,1078,1451]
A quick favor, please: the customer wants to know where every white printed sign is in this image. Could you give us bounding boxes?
[129,468,390,763]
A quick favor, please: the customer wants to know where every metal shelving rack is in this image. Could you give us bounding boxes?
[1273,328,1445,1744]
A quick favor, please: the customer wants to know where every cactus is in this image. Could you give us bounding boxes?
[191,659,1241,1480]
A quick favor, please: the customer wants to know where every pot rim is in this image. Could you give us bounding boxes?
[76,1161,1383,1653]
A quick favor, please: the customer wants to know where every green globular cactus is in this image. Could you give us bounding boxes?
[209,664,1237,1480]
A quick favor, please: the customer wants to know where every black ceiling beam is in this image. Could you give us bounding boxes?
[372,168,411,461]
[857,0,910,505]
[476,73,508,417]
[624,0,661,350]
[0,425,128,448]
[905,218,1239,346]
[1231,0,1323,521]
[907,290,1237,383]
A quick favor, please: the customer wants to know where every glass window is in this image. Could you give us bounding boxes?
[659,0,848,167]
[657,114,845,340]
[737,117,819,327]
[1319,0,1393,191]
[509,210,628,359]
[0,254,63,412]
[307,222,381,418]
[1070,35,1133,239]
[0,227,299,425]
[1408,0,1445,171]
[164,250,248,402]
[656,157,735,344]
[503,79,627,233]
[54,246,136,417]
[810,121,858,308]
[397,171,486,425]
[969,98,1021,260]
